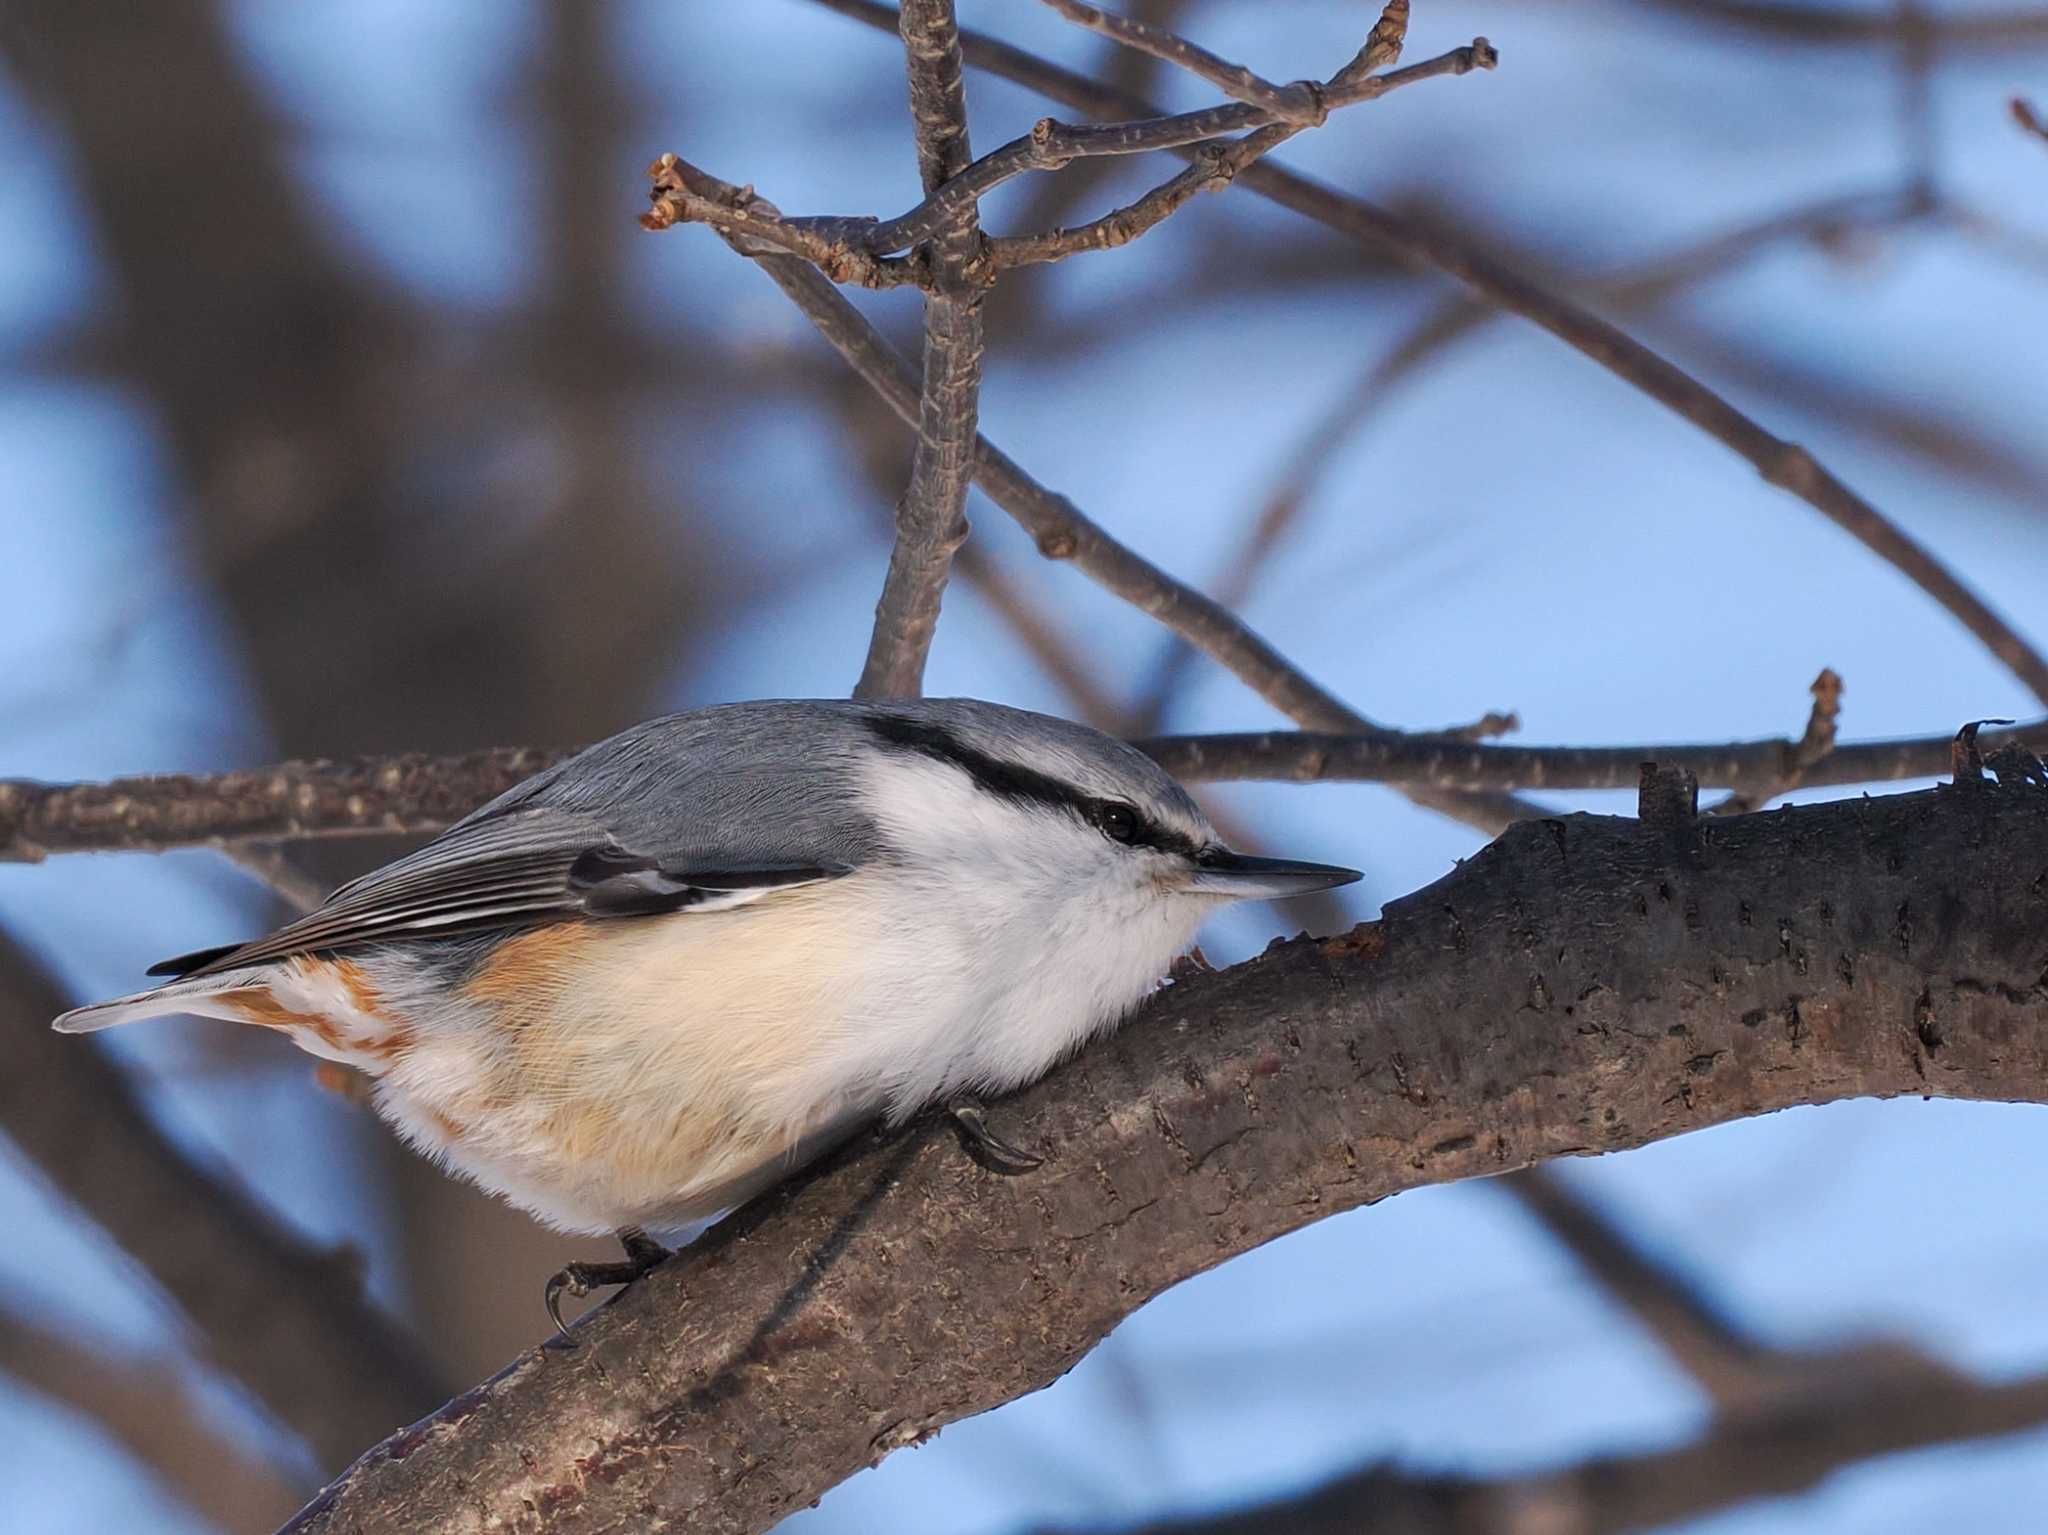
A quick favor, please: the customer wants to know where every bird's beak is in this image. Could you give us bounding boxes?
[1178,847,1362,900]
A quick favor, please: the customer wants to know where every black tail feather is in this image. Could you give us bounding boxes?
[145,942,247,979]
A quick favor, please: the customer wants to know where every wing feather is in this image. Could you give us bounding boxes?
[152,803,846,979]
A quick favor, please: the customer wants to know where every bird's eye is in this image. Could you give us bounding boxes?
[1093,801,1140,844]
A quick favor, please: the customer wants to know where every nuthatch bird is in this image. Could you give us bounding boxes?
[55,699,1359,1333]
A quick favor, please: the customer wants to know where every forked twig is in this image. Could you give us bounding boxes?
[813,0,2048,709]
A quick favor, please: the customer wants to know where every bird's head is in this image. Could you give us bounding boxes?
[853,700,1360,923]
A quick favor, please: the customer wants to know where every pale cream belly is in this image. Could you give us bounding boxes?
[362,881,907,1233]
[372,1064,857,1234]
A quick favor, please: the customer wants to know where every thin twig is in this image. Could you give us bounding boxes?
[861,106,1263,255]
[1328,0,1412,95]
[990,41,1497,270]
[854,0,986,699]
[637,184,923,287]
[1042,0,1421,121]
[1136,716,2048,794]
[643,7,1505,828]
[1712,668,1843,814]
[826,367,1130,727]
[650,165,1537,835]
[2016,96,2048,146]
[814,0,2048,709]
[990,135,1259,268]
[8,716,2046,864]
[1127,356,1409,734]
[1036,0,1329,124]
[1175,183,2012,627]
[1896,0,1937,190]
[798,250,1536,827]
[867,24,1484,259]
[989,0,1193,336]
[690,218,1370,724]
[681,20,1479,278]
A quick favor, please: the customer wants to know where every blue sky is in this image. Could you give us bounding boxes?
[3,2,2047,1530]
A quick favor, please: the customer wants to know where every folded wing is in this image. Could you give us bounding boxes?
[150,805,845,979]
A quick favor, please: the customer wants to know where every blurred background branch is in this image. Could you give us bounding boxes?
[0,1305,307,1532]
[0,928,447,1473]
[819,0,2048,709]
[1080,1360,2048,1535]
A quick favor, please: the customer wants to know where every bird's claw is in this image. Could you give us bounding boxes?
[543,1227,673,1346]
[949,1100,1044,1173]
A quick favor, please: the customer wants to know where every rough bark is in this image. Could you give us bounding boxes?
[283,778,2048,1533]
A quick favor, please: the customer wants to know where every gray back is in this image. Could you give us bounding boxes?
[466,696,1207,869]
[155,699,1205,977]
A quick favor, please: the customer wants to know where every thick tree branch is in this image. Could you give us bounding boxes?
[854,0,985,699]
[812,0,2048,709]
[0,930,449,1472]
[282,778,2048,1533]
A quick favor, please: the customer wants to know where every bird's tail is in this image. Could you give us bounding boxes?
[52,969,274,1034]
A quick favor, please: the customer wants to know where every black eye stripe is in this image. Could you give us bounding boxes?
[865,715,1198,857]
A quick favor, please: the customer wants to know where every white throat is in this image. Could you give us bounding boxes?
[845,752,1212,1115]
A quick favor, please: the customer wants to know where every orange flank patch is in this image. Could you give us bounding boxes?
[463,922,592,1009]
[331,956,385,1018]
[223,986,322,1033]
[221,956,411,1065]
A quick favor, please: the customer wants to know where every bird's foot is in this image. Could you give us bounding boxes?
[948,1098,1044,1173]
[544,1226,673,1345]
